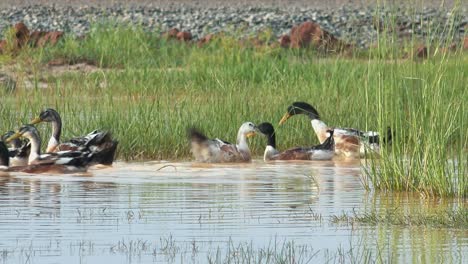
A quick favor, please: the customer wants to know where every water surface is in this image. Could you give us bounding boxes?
[0,160,466,263]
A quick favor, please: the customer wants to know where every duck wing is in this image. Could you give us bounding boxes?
[57,130,117,165]
[273,146,334,161]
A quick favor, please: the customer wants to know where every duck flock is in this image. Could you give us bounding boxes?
[0,102,391,174]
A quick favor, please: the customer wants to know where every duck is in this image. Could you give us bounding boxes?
[31,108,118,165]
[188,122,257,163]
[2,131,30,166]
[278,102,391,158]
[257,122,335,161]
[5,125,95,174]
[0,141,9,171]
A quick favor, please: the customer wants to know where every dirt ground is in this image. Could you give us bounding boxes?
[0,0,461,8]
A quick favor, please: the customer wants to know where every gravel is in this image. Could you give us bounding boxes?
[0,2,466,48]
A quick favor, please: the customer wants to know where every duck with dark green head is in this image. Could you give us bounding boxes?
[279,102,391,158]
[257,122,335,161]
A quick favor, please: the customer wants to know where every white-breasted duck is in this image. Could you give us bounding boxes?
[257,122,335,161]
[189,122,257,163]
[279,102,391,158]
[31,108,118,165]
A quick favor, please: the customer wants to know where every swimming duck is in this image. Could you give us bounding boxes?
[189,122,257,163]
[0,141,9,171]
[257,122,335,161]
[31,108,118,165]
[279,102,391,158]
[5,125,95,174]
[2,131,30,166]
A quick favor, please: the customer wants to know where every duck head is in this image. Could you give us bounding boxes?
[279,102,320,125]
[238,122,257,139]
[31,108,61,124]
[257,122,276,148]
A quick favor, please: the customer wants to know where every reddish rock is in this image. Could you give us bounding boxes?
[289,21,339,50]
[415,45,428,59]
[464,37,468,50]
[37,31,64,47]
[13,22,30,49]
[0,40,6,53]
[176,31,192,42]
[278,35,290,48]
[163,28,179,40]
[197,34,214,47]
[29,31,48,47]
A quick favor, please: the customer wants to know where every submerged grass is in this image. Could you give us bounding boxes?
[0,17,466,197]
[331,207,468,228]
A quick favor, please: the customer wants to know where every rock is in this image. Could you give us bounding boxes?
[162,28,179,40]
[415,45,428,59]
[0,40,6,53]
[464,37,468,50]
[13,22,30,49]
[278,35,290,48]
[29,30,48,47]
[289,21,339,50]
[197,33,214,47]
[37,31,64,47]
[176,31,192,42]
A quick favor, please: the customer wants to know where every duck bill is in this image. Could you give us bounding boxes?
[30,117,43,125]
[246,132,256,138]
[278,113,291,126]
[5,132,21,143]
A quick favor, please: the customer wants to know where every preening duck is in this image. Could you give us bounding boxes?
[5,125,95,174]
[31,108,118,165]
[189,122,257,163]
[257,122,335,161]
[2,131,30,166]
[279,102,391,158]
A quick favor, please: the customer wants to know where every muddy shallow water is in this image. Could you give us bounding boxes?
[0,160,466,263]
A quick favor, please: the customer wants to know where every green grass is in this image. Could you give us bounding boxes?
[0,20,466,197]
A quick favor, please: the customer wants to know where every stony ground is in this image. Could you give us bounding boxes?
[0,1,466,48]
[0,0,464,8]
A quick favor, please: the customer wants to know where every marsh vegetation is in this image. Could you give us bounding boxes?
[1,21,466,198]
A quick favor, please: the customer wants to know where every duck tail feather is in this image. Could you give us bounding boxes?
[188,127,208,143]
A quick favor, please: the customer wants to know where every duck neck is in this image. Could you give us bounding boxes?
[321,132,335,150]
[236,132,250,152]
[311,119,329,143]
[262,132,278,161]
[48,118,62,152]
[266,132,276,149]
[26,133,41,164]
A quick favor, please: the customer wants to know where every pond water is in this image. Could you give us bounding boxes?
[0,160,466,263]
